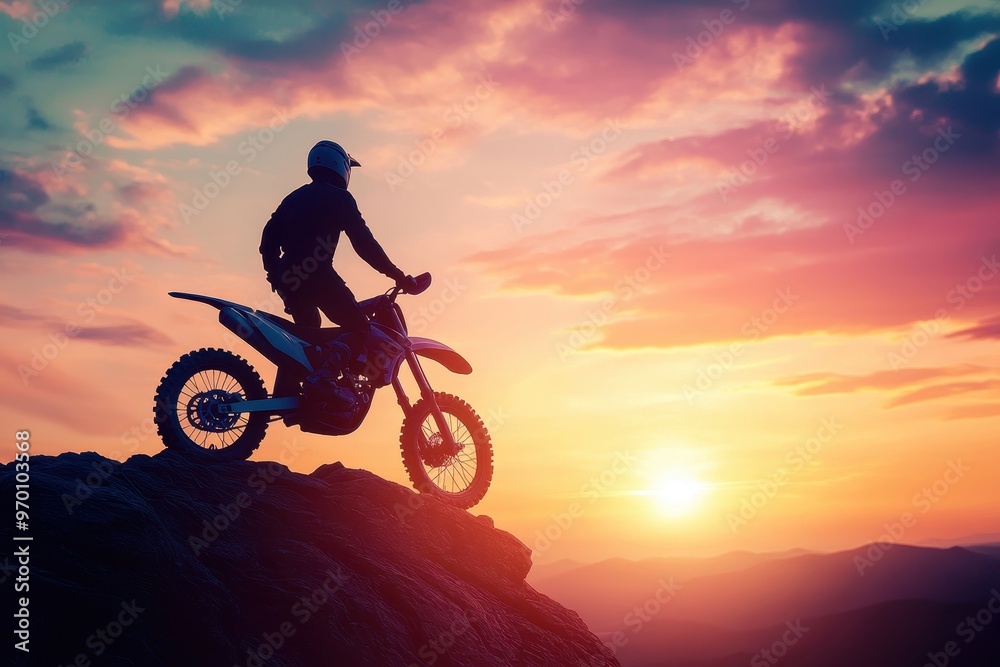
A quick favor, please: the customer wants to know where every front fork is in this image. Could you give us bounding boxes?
[387,310,459,456]
[392,351,460,456]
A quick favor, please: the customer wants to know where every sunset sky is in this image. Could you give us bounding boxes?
[2,0,999,563]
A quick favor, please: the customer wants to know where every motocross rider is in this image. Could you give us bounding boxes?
[259,140,417,400]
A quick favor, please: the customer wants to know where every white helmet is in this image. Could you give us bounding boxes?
[307,140,361,188]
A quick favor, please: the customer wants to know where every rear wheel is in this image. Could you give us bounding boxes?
[154,348,268,461]
[399,392,494,509]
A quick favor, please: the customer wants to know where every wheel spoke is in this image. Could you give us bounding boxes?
[192,371,206,394]
[453,459,472,486]
[409,397,491,500]
[173,367,253,450]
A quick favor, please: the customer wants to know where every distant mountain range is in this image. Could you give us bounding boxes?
[530,543,1000,666]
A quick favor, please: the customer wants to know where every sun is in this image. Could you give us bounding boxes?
[647,472,711,517]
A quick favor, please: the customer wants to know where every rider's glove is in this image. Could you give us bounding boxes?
[396,274,419,294]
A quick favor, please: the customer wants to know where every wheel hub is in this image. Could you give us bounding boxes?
[421,432,464,467]
[186,390,240,432]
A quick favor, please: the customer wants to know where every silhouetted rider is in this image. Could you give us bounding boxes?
[259,140,417,361]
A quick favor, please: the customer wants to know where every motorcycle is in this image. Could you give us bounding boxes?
[152,273,493,509]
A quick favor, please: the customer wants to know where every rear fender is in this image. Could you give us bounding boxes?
[169,291,252,311]
[219,308,313,371]
[172,292,312,371]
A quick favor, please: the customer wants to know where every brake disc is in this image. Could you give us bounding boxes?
[186,390,240,432]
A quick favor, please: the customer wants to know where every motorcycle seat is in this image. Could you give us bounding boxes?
[257,311,345,345]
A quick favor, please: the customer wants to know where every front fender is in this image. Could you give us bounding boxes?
[408,337,473,375]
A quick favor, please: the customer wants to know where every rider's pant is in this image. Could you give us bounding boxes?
[274,266,370,358]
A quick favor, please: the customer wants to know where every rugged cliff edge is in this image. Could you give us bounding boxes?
[4,451,619,667]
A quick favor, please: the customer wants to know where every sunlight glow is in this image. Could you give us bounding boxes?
[647,471,711,517]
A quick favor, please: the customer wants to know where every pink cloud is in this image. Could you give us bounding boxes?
[467,43,1000,350]
[775,365,989,395]
[107,0,815,151]
[886,379,1000,408]
[0,1,33,19]
[947,315,1000,340]
[0,162,188,256]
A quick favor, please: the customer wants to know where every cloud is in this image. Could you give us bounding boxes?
[775,363,1000,410]
[26,104,52,130]
[947,315,1000,340]
[26,41,89,71]
[0,162,186,255]
[885,379,1000,408]
[0,303,48,326]
[0,349,133,436]
[944,402,1000,420]
[99,0,804,149]
[104,0,434,63]
[75,323,172,346]
[468,35,1000,350]
[4,0,991,162]
[0,1,34,20]
[0,302,172,348]
[0,167,128,250]
[774,365,990,395]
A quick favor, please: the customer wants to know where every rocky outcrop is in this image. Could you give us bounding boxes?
[4,450,619,667]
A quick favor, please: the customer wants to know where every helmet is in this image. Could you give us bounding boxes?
[307,140,361,188]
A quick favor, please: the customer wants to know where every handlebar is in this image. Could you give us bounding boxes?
[386,272,432,303]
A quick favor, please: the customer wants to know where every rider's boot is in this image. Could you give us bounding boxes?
[303,340,356,410]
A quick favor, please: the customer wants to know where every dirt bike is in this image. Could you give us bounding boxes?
[152,273,493,509]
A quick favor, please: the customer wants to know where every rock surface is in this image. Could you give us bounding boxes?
[4,450,619,667]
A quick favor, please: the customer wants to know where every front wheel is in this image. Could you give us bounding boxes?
[153,348,269,461]
[399,392,494,509]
